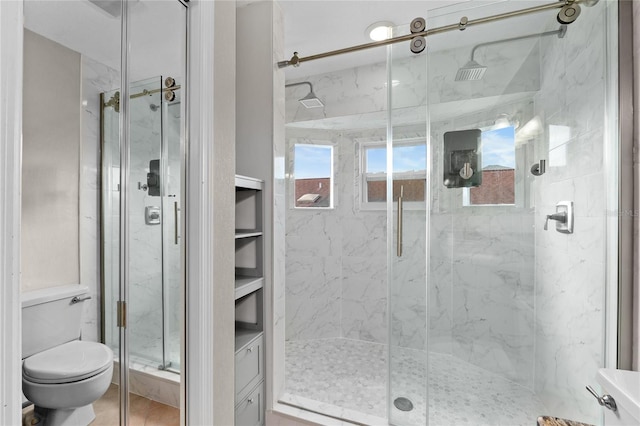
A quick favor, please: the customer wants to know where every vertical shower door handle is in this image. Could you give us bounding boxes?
[397,185,404,257]
[174,201,180,245]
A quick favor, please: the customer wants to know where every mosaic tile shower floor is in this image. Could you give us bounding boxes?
[283,338,548,425]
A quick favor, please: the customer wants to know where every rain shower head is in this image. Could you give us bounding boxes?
[285,81,324,109]
[455,59,487,81]
[456,26,568,82]
[299,91,324,108]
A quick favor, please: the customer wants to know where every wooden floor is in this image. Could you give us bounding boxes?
[23,384,180,426]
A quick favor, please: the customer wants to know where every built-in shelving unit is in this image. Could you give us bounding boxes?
[234,175,265,426]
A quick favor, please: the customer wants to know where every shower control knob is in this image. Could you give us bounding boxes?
[459,163,473,180]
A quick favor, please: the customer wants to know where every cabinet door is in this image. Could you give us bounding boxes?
[235,382,264,426]
[235,335,264,403]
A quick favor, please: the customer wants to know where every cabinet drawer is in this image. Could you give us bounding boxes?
[235,381,264,426]
[235,334,263,403]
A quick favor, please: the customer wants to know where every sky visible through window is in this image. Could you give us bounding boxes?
[294,145,332,179]
[295,128,512,180]
[482,126,515,168]
[366,144,426,173]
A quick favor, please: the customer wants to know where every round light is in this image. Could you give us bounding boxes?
[366,21,394,41]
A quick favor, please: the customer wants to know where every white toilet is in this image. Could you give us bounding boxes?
[596,368,640,426]
[22,285,113,426]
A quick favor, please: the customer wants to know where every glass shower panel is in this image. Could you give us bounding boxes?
[102,86,121,363]
[424,1,613,424]
[388,24,429,426]
[161,90,183,371]
[282,43,392,423]
[127,77,165,367]
[124,0,186,379]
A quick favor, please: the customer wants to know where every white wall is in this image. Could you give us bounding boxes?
[22,29,80,293]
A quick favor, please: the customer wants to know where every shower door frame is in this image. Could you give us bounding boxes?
[615,0,634,372]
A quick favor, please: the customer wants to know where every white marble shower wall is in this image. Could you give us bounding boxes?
[286,125,427,347]
[285,33,544,357]
[532,1,608,423]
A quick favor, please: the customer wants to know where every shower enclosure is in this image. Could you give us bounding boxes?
[281,0,620,424]
[102,76,182,374]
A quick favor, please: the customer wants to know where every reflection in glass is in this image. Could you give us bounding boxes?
[102,76,182,372]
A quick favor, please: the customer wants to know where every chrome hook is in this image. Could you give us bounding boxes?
[586,385,617,412]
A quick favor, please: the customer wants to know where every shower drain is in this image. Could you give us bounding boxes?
[393,397,414,412]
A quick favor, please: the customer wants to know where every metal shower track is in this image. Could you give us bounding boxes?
[277,0,588,69]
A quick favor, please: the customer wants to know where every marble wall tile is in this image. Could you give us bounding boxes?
[341,255,388,343]
[285,125,428,347]
[450,261,534,386]
[286,255,342,340]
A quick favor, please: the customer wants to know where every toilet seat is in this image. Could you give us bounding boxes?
[23,340,113,384]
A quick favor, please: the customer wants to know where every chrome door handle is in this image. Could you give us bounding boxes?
[174,201,180,245]
[397,185,404,257]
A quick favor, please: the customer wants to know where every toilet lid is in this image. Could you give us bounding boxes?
[23,340,113,384]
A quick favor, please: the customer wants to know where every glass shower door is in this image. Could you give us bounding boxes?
[387,24,429,426]
[160,82,183,372]
[127,77,165,368]
[422,1,616,424]
[103,76,180,371]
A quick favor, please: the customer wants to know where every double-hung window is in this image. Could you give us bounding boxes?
[360,140,426,209]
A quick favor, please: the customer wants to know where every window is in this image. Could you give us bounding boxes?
[464,126,516,206]
[361,141,426,208]
[293,144,333,208]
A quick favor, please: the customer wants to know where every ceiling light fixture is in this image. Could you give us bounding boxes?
[366,21,394,42]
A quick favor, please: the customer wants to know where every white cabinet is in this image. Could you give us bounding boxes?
[235,175,264,425]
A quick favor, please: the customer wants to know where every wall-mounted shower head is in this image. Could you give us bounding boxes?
[298,91,324,108]
[285,81,324,109]
[455,59,487,81]
[456,26,568,82]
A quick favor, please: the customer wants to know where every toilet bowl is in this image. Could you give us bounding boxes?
[596,368,640,426]
[22,285,114,426]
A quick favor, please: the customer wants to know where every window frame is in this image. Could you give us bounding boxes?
[358,137,427,211]
[290,141,335,210]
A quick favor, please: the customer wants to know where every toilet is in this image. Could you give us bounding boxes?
[596,368,640,426]
[22,285,113,426]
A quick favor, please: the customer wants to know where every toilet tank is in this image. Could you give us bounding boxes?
[597,368,640,426]
[22,285,90,359]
